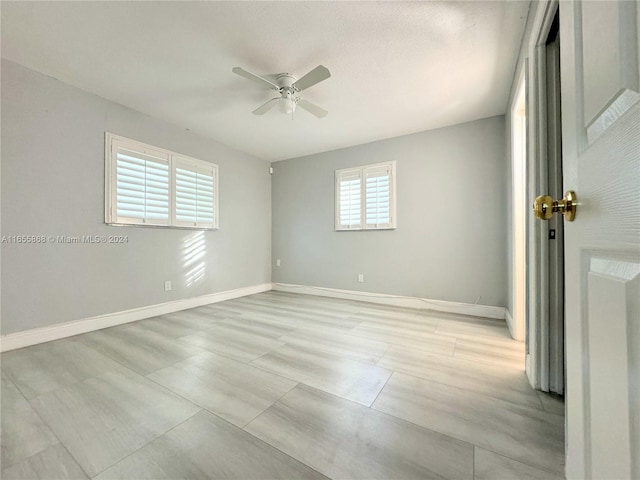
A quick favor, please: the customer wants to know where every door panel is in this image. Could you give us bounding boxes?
[560,1,640,478]
[586,255,639,479]
[582,1,639,128]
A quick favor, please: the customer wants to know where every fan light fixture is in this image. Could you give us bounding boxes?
[279,94,296,114]
[232,65,330,118]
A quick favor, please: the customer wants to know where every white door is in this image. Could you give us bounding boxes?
[559,1,640,479]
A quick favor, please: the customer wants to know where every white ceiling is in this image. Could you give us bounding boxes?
[1,1,530,162]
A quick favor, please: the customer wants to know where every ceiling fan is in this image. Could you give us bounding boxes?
[232,65,331,118]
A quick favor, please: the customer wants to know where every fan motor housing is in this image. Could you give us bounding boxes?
[276,74,297,89]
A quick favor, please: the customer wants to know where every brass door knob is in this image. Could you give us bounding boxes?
[533,190,577,222]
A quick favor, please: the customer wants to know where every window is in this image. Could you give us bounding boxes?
[105,133,218,229]
[173,156,216,228]
[335,161,396,230]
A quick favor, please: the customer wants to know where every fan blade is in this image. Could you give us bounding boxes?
[297,99,328,118]
[232,67,279,90]
[252,98,279,115]
[292,65,331,92]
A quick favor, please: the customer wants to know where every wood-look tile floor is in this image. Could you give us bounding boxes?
[1,291,565,479]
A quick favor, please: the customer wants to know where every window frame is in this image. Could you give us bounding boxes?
[335,160,396,231]
[105,133,219,230]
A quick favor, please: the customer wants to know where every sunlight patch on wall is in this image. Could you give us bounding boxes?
[183,231,206,288]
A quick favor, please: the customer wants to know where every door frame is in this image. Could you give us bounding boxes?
[520,0,561,392]
[509,70,527,344]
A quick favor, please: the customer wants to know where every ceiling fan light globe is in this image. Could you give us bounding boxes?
[279,97,296,114]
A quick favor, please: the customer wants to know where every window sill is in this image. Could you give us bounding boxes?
[335,227,396,232]
[106,222,218,231]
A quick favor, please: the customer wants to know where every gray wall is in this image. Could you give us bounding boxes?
[272,116,508,308]
[1,60,271,335]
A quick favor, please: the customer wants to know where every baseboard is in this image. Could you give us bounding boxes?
[0,282,272,353]
[2,282,507,352]
[505,309,515,337]
[525,353,535,389]
[272,283,506,320]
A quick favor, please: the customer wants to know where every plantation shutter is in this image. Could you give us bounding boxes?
[336,168,363,230]
[173,156,216,228]
[364,164,392,228]
[114,145,170,225]
[334,161,396,231]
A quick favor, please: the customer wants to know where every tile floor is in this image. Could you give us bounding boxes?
[1,291,565,479]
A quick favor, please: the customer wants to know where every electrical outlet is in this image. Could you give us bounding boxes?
[358,273,364,283]
[276,259,281,267]
[164,281,172,291]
